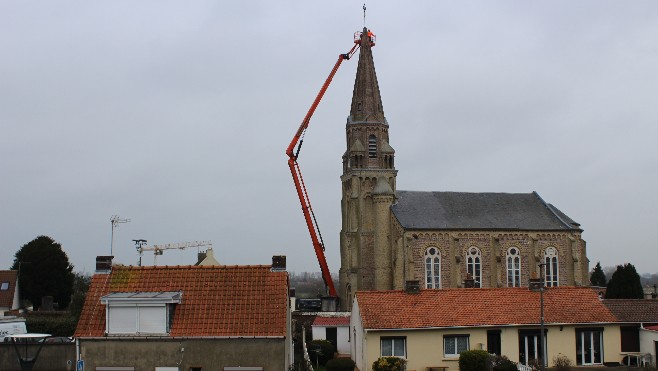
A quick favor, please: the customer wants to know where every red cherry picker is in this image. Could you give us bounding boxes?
[286,31,373,298]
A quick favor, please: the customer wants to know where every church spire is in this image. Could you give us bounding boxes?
[349,27,386,125]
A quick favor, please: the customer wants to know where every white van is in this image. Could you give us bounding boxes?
[0,318,27,342]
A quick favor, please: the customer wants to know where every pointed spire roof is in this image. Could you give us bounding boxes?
[349,27,386,125]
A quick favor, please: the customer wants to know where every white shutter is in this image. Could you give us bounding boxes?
[138,306,166,333]
[108,306,137,334]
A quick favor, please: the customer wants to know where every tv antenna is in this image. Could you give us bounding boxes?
[134,240,212,266]
[110,215,130,256]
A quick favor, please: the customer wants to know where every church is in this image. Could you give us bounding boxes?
[338,29,590,309]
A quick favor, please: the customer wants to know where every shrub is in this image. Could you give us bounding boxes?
[372,357,406,371]
[490,355,517,371]
[552,354,573,371]
[309,339,335,366]
[459,350,490,371]
[26,315,77,336]
[326,358,355,371]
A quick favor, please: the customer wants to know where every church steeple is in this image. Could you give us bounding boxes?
[349,27,386,125]
[340,27,397,309]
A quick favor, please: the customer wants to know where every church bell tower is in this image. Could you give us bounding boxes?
[339,28,397,309]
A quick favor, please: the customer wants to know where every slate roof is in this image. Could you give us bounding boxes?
[313,316,350,327]
[603,299,658,323]
[355,287,615,330]
[391,191,581,231]
[75,265,288,338]
[0,271,18,309]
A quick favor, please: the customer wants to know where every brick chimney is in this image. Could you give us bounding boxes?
[95,256,113,274]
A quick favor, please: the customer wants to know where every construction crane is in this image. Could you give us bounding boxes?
[133,239,212,266]
[286,31,373,298]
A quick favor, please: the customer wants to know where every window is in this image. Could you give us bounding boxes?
[381,337,406,358]
[101,291,181,335]
[0,281,9,290]
[506,248,521,287]
[425,247,441,289]
[518,330,546,366]
[368,135,377,158]
[444,335,469,357]
[544,247,559,287]
[576,329,603,365]
[466,247,481,288]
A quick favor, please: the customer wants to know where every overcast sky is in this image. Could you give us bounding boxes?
[1,1,657,277]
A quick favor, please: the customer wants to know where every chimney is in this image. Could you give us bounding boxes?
[272,255,286,271]
[463,273,476,288]
[405,280,420,294]
[95,256,113,274]
[196,251,207,265]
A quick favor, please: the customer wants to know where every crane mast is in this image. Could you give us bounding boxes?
[286,32,367,298]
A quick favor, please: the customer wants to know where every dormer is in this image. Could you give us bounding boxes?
[101,291,182,335]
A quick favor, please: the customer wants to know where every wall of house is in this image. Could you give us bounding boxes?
[640,328,658,366]
[0,343,76,371]
[79,338,287,371]
[311,326,351,355]
[361,324,621,371]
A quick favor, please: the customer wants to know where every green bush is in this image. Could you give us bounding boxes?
[372,357,406,371]
[491,355,517,371]
[26,315,77,336]
[459,350,489,371]
[326,358,355,371]
[309,339,335,366]
[552,354,573,371]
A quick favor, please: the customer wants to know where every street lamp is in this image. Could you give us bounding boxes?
[530,263,547,371]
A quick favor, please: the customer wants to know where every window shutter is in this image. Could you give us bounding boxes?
[138,306,166,333]
[108,306,137,334]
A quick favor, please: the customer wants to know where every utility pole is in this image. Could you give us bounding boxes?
[110,215,130,256]
[538,262,547,371]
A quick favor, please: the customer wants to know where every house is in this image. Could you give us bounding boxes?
[0,271,20,315]
[338,28,589,309]
[603,299,658,363]
[351,286,620,371]
[75,257,291,371]
[311,313,351,356]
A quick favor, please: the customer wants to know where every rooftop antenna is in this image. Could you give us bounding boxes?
[363,3,366,27]
[110,215,130,256]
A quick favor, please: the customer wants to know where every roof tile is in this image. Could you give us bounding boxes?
[356,287,615,329]
[75,265,288,338]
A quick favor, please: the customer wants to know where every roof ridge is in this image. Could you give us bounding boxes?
[532,191,576,230]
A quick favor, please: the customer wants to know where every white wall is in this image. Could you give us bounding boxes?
[640,328,658,366]
[311,325,351,355]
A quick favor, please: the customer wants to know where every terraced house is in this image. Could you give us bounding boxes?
[351,286,620,370]
[75,258,291,371]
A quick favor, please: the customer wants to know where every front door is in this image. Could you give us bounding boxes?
[326,327,338,350]
[487,330,501,355]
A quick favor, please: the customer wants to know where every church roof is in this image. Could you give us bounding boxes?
[391,190,581,231]
[348,27,386,125]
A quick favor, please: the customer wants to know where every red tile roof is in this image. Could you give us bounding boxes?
[0,271,18,309]
[356,287,616,330]
[313,316,350,327]
[75,265,288,338]
[603,299,658,323]
[645,325,658,331]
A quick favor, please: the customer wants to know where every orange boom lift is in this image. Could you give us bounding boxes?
[286,31,374,297]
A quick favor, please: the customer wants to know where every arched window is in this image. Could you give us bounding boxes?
[544,247,559,287]
[368,134,377,158]
[425,247,441,289]
[466,247,481,288]
[506,247,521,287]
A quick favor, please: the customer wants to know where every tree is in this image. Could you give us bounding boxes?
[590,262,607,287]
[11,236,75,310]
[69,272,91,320]
[605,263,644,299]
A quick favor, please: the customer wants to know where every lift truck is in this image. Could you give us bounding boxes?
[286,31,375,301]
